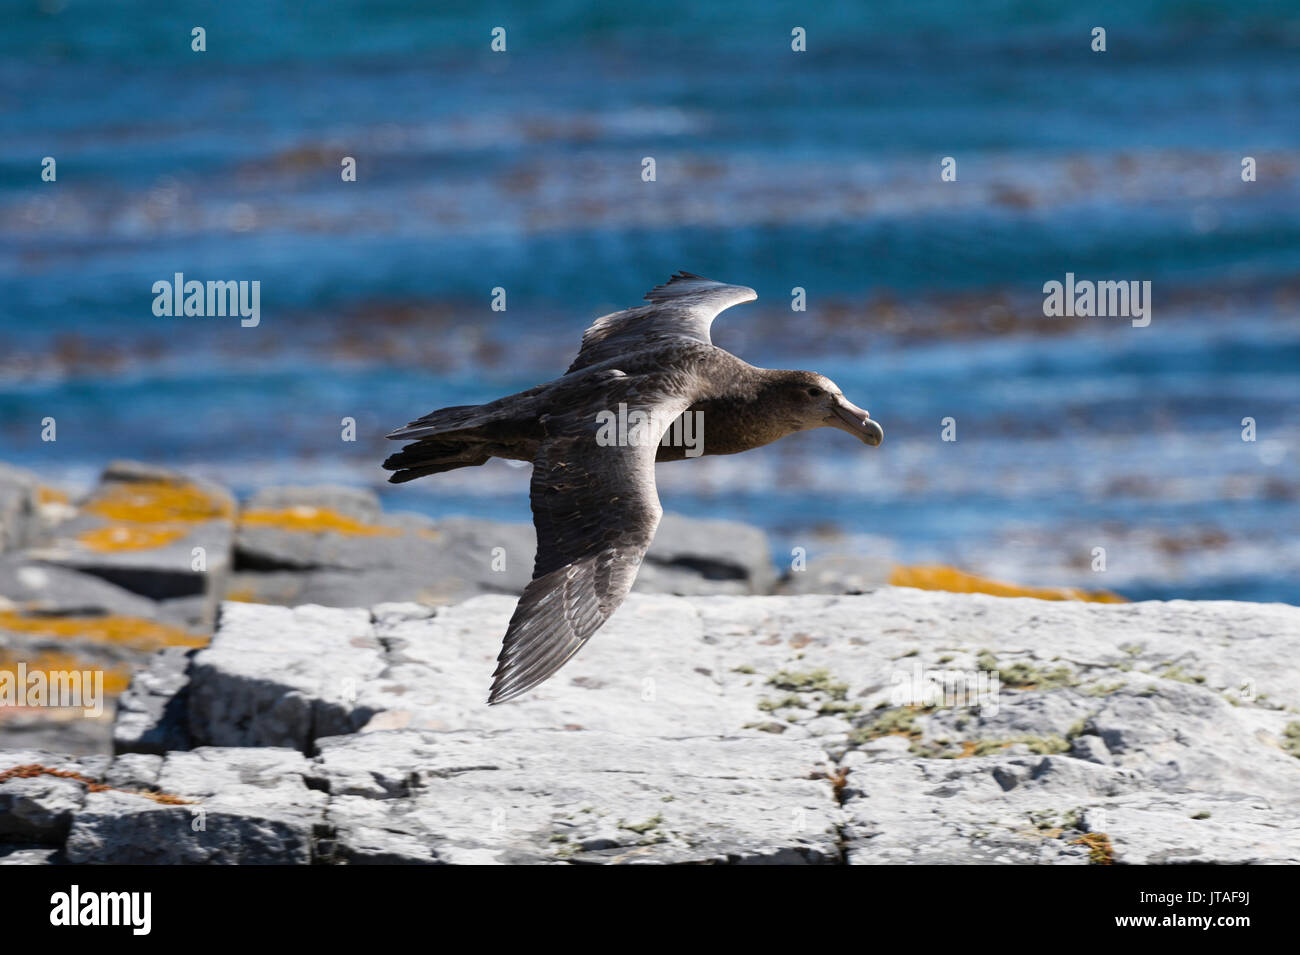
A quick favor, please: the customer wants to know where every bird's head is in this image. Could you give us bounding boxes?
[767,371,883,446]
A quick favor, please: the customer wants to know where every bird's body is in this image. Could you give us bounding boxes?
[384,272,883,703]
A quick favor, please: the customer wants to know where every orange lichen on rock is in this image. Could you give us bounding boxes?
[84,479,234,524]
[77,525,187,552]
[0,650,132,695]
[0,611,207,652]
[1072,832,1115,865]
[73,477,232,552]
[239,506,402,537]
[37,485,70,505]
[889,565,1126,603]
[0,764,193,805]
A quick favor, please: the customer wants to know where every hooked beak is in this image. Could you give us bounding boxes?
[829,396,883,447]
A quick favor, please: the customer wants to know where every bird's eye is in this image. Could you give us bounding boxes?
[806,387,822,397]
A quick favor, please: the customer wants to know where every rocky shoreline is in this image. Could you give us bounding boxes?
[0,459,800,754]
[2,591,1298,864]
[2,461,1297,864]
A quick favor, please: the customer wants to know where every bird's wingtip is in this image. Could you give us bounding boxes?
[486,682,523,705]
[645,270,705,300]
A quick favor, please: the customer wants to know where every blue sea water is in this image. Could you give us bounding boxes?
[1,1,1297,602]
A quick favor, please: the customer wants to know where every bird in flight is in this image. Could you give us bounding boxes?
[384,272,883,703]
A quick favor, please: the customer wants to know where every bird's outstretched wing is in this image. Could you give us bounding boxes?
[488,380,693,704]
[565,271,756,374]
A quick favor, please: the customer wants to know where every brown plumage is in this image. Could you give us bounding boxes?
[384,272,884,703]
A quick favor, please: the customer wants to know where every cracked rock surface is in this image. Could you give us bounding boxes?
[2,588,1297,863]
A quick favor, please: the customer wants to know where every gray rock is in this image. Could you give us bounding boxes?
[25,461,234,628]
[64,747,325,864]
[1069,734,1113,765]
[853,734,912,757]
[1077,795,1296,864]
[152,595,217,632]
[0,715,115,757]
[229,512,535,604]
[37,519,233,612]
[0,845,61,865]
[637,513,775,595]
[1083,682,1300,802]
[112,647,196,755]
[0,751,107,844]
[15,587,1300,865]
[103,753,162,790]
[0,463,42,554]
[244,485,383,524]
[234,510,431,573]
[0,774,88,843]
[187,603,384,749]
[229,499,774,606]
[777,553,892,595]
[175,589,1300,864]
[225,563,520,609]
[189,595,761,744]
[314,729,840,864]
[0,555,162,619]
[423,516,538,597]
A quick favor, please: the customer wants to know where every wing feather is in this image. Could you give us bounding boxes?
[565,271,756,374]
[488,380,693,703]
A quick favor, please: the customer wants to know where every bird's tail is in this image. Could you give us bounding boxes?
[383,404,493,483]
[386,404,489,441]
[382,438,490,483]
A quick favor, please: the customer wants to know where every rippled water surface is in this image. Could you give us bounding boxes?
[1,1,1297,601]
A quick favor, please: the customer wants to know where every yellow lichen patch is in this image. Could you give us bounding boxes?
[239,506,401,537]
[37,486,69,505]
[84,479,233,524]
[889,565,1126,603]
[1072,832,1115,865]
[0,650,132,696]
[0,611,207,652]
[77,525,187,552]
[222,588,264,603]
